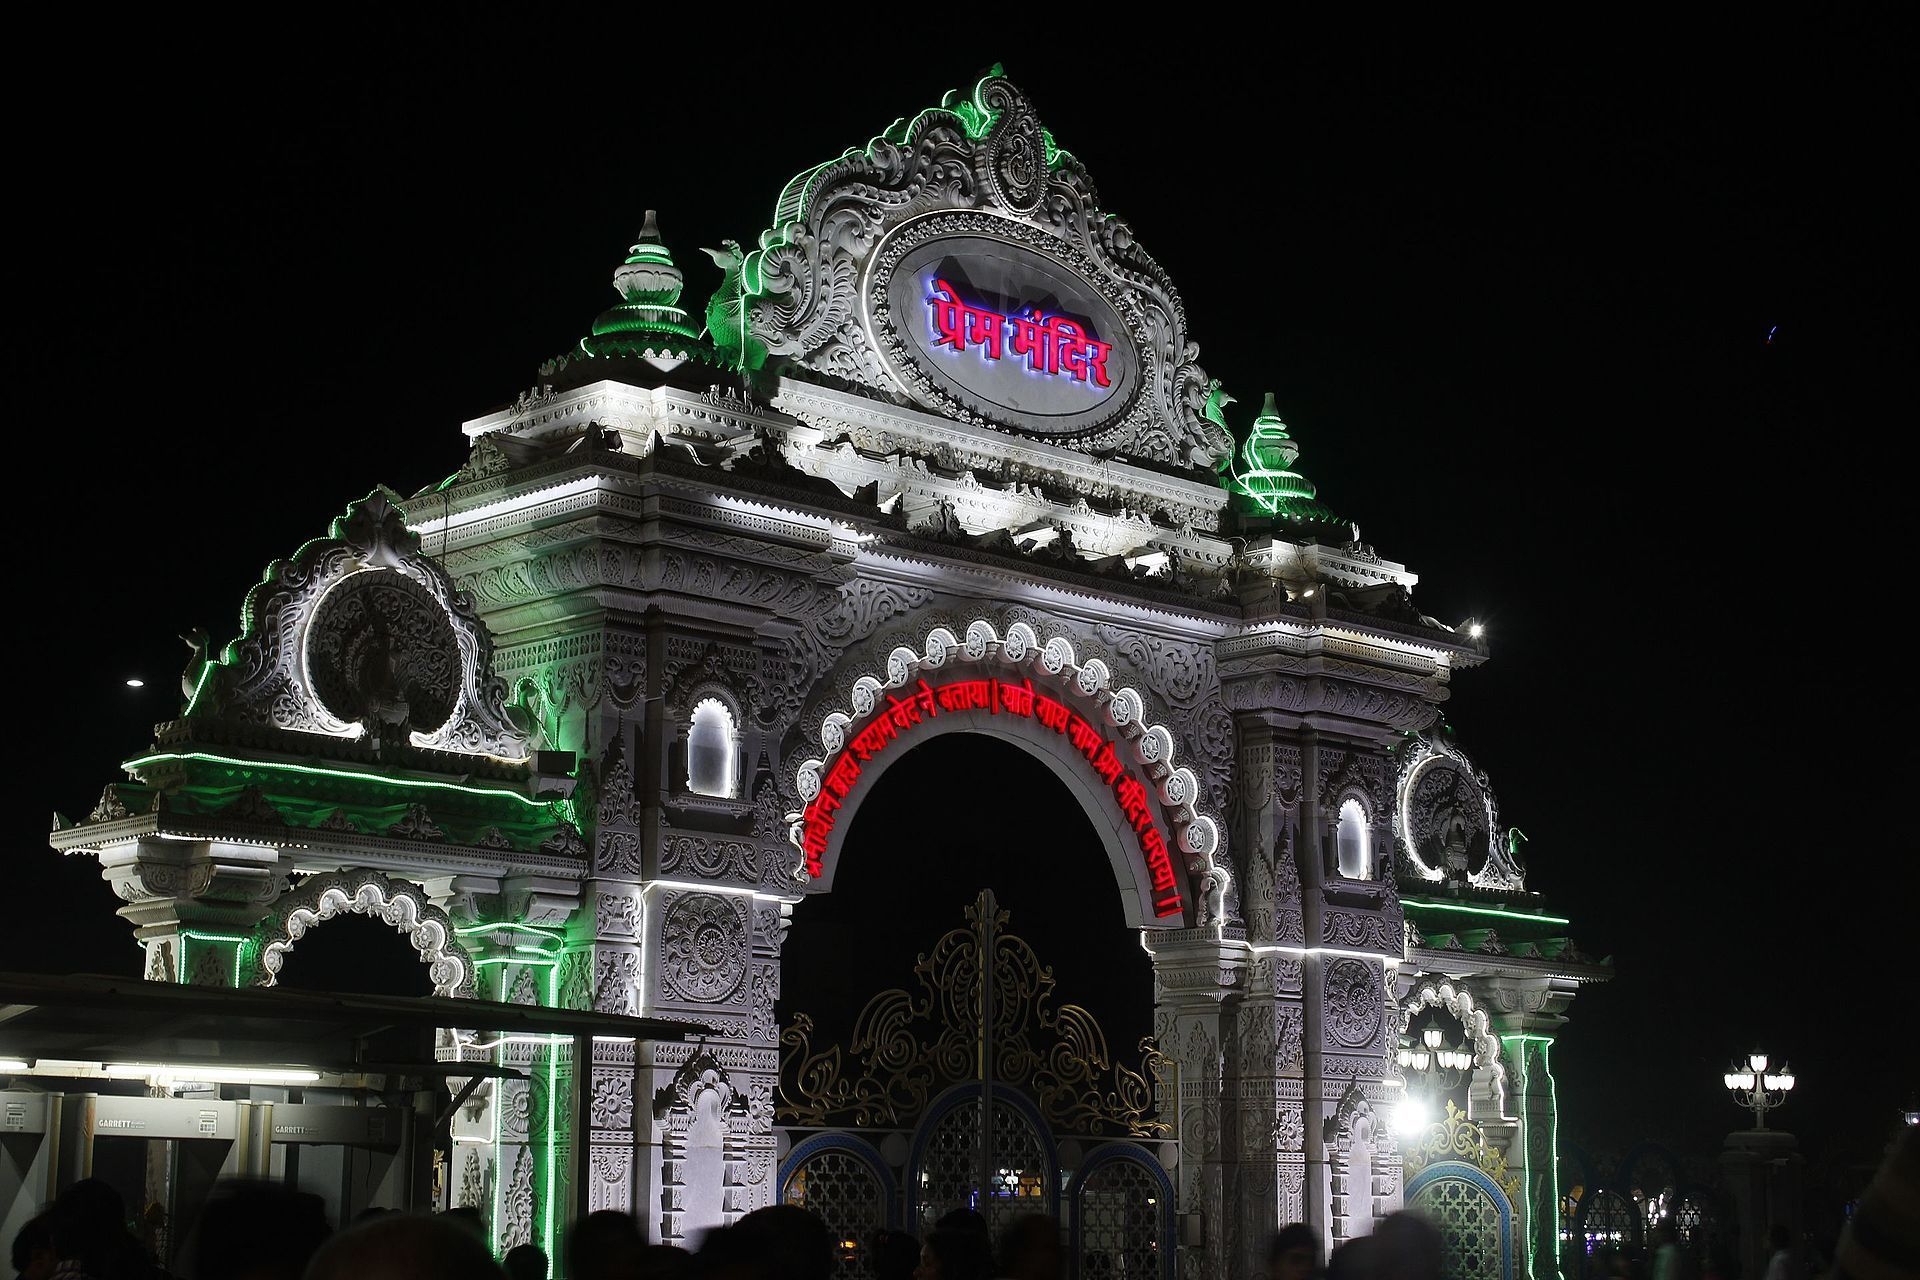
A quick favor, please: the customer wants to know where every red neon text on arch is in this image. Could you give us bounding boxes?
[799,677,1183,918]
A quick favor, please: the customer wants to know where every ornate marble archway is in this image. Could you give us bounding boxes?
[790,618,1226,928]
[245,867,477,997]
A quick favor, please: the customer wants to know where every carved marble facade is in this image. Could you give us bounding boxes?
[47,71,1607,1280]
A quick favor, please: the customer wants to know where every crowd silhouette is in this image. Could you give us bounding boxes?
[13,1124,1917,1280]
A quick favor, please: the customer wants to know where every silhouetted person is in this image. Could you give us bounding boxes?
[1832,1124,1918,1280]
[47,1178,166,1280]
[640,1244,695,1280]
[1763,1224,1797,1280]
[1266,1223,1319,1280]
[191,1179,331,1280]
[873,1230,920,1280]
[11,1215,54,1280]
[570,1211,647,1280]
[440,1208,488,1248]
[916,1228,992,1280]
[303,1213,503,1280]
[1324,1235,1381,1280]
[995,1215,1059,1280]
[1374,1212,1444,1280]
[934,1211,989,1248]
[731,1205,833,1280]
[501,1244,547,1280]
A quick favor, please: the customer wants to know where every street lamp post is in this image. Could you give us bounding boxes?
[1723,1052,1794,1131]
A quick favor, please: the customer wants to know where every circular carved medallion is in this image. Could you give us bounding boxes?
[1406,758,1491,880]
[1325,959,1382,1048]
[308,571,460,733]
[661,893,747,1003]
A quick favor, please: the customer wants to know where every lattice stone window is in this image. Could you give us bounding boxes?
[1411,1175,1503,1280]
[688,698,738,798]
[1337,798,1370,878]
[785,1148,885,1280]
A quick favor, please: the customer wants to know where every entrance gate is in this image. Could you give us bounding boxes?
[1402,1102,1519,1280]
[778,892,1174,1278]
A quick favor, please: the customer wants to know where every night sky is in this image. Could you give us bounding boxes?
[8,26,1910,1203]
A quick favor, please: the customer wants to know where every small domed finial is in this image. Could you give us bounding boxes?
[1225,390,1329,520]
[637,208,662,244]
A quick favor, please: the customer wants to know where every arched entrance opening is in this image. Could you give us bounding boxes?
[781,732,1150,1051]
[271,914,436,998]
[779,732,1169,1276]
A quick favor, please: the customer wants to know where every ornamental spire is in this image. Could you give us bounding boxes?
[584,210,702,347]
[1225,392,1336,523]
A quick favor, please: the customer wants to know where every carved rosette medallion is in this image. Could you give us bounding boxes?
[1324,959,1382,1049]
[660,893,748,1003]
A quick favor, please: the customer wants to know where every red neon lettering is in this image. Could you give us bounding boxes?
[1001,680,1035,718]
[1034,695,1071,733]
[824,755,862,800]
[801,677,1184,919]
[929,283,1109,389]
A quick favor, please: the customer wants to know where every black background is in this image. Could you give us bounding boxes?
[6,21,1911,1212]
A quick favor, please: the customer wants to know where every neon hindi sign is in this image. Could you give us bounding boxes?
[928,279,1113,388]
[797,676,1185,919]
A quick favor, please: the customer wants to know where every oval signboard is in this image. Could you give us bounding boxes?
[879,233,1140,439]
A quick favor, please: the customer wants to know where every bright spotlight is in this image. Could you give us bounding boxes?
[1467,623,1484,639]
[1395,1097,1430,1136]
[126,678,145,688]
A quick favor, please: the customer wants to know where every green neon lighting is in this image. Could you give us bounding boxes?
[473,957,557,969]
[1405,901,1572,926]
[1503,1034,1563,1279]
[179,931,245,988]
[1224,392,1325,518]
[1544,1039,1562,1280]
[1516,1038,1535,1280]
[488,960,505,1259]
[181,657,218,718]
[122,752,549,808]
[543,965,559,1279]
[513,944,558,956]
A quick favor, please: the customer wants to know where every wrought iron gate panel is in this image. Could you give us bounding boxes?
[914,1096,985,1228]
[781,1135,893,1280]
[1408,1167,1510,1280]
[1070,1145,1174,1280]
[907,1090,1059,1235]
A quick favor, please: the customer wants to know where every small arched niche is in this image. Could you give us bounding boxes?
[1336,798,1371,878]
[687,697,739,798]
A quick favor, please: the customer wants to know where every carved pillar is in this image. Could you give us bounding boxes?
[1486,978,1574,1280]
[99,837,289,987]
[1150,930,1248,1280]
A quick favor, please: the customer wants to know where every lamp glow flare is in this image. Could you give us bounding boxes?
[1724,1051,1794,1130]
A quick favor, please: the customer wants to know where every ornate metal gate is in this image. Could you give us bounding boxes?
[778,891,1172,1277]
[1403,1102,1518,1280]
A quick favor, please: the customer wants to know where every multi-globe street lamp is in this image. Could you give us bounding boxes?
[1394,1024,1475,1135]
[1724,1052,1794,1130]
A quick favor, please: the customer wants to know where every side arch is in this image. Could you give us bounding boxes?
[1398,978,1512,1119]
[245,867,476,997]
[779,1132,899,1230]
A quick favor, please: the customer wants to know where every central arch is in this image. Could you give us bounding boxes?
[790,620,1224,929]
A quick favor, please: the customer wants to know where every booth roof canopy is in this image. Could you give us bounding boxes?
[0,972,709,1079]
